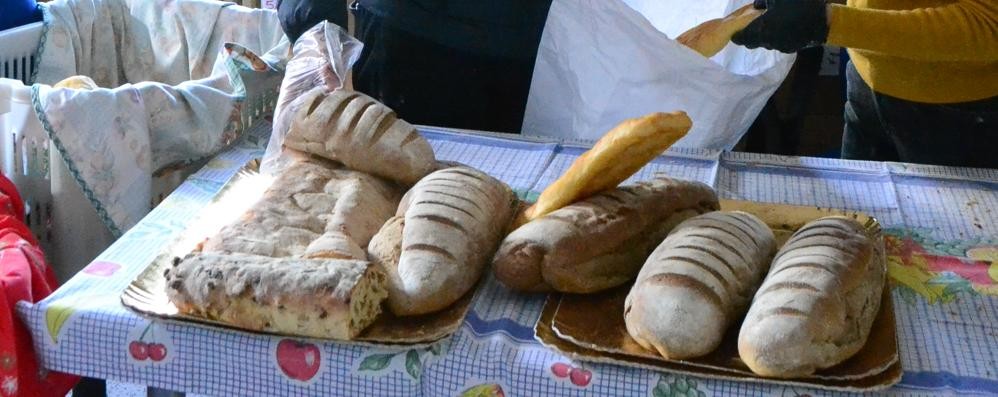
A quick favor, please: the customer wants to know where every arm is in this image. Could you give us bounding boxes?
[827,0,998,62]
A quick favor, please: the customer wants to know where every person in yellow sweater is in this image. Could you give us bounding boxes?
[733,0,997,169]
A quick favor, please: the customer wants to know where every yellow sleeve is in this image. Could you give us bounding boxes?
[826,0,998,62]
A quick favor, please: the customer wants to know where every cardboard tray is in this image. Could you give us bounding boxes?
[121,160,477,346]
[534,199,902,392]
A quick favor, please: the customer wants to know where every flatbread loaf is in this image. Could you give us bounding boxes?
[165,253,388,340]
[201,158,402,260]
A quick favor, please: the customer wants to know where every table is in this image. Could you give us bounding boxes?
[18,124,998,396]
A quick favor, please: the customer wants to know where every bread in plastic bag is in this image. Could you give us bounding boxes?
[262,21,363,174]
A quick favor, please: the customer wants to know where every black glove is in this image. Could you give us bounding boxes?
[732,0,829,53]
[277,0,348,44]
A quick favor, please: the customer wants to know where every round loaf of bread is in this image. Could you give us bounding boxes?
[624,211,776,360]
[737,216,884,378]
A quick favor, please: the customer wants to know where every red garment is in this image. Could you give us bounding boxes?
[0,174,79,397]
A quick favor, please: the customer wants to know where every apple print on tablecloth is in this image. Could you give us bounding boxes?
[82,261,121,277]
[548,361,593,388]
[272,339,324,384]
[126,322,174,365]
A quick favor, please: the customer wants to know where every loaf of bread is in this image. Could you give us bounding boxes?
[493,176,719,293]
[676,4,763,58]
[283,88,436,185]
[518,112,692,227]
[165,253,388,339]
[201,158,402,260]
[367,166,517,316]
[624,211,776,360]
[738,216,884,378]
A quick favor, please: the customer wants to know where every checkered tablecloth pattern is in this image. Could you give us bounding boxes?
[17,125,998,396]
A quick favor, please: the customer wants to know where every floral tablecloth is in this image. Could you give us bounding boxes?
[17,123,998,396]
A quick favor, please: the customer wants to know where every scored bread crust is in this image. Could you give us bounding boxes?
[165,253,388,340]
[367,166,517,316]
[493,176,720,293]
[201,158,402,260]
[283,88,436,186]
[737,216,884,378]
[623,211,776,360]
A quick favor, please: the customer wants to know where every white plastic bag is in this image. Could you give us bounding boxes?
[521,0,795,150]
[262,21,363,174]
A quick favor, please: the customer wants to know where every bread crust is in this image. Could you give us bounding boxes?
[283,88,436,185]
[368,166,517,316]
[737,216,884,378]
[493,176,720,293]
[519,112,692,226]
[201,158,402,260]
[165,253,388,340]
[624,211,776,359]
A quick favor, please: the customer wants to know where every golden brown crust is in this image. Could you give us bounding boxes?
[493,176,719,293]
[519,112,692,226]
[676,4,763,58]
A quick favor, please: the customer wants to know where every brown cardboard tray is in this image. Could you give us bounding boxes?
[534,199,902,392]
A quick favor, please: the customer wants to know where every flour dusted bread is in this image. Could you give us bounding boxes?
[676,4,763,58]
[201,157,402,260]
[624,211,775,360]
[165,253,388,339]
[738,216,884,378]
[519,112,692,226]
[283,87,436,185]
[368,166,516,316]
[494,176,719,293]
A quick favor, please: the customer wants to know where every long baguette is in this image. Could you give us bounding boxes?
[368,166,517,316]
[676,4,763,58]
[624,211,775,359]
[165,253,388,340]
[519,112,692,226]
[738,216,884,378]
[494,176,719,293]
[283,88,436,185]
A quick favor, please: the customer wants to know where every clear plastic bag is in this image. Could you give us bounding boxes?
[261,21,364,174]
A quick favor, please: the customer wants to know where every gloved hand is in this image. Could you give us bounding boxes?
[731,0,829,53]
[277,0,348,44]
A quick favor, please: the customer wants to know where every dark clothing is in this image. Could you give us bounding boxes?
[841,62,998,168]
[351,0,553,133]
[277,0,348,44]
[0,0,42,31]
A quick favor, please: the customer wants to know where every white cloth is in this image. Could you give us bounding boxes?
[522,0,795,149]
[30,0,288,235]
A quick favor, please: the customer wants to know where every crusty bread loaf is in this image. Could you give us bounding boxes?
[283,88,436,185]
[518,112,692,227]
[738,216,884,378]
[201,158,402,260]
[165,253,388,339]
[494,176,719,293]
[676,4,763,58]
[367,166,517,316]
[624,211,776,360]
